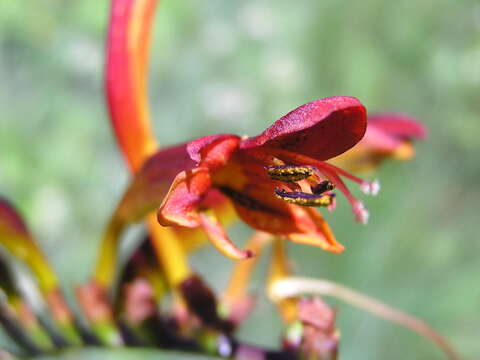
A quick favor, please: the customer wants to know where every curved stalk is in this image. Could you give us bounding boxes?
[270,277,461,360]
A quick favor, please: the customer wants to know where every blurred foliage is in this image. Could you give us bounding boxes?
[33,347,221,360]
[1,0,479,359]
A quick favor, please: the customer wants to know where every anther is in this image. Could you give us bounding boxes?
[311,180,335,195]
[274,188,335,207]
[266,165,314,182]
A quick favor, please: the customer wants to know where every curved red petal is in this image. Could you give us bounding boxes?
[241,96,367,160]
[157,167,212,227]
[198,210,254,260]
[141,143,196,182]
[187,134,240,168]
[114,143,195,223]
[368,113,427,140]
[105,0,158,172]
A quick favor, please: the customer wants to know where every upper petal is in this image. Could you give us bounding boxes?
[240,96,367,160]
[105,0,158,172]
[115,143,196,223]
[187,134,241,170]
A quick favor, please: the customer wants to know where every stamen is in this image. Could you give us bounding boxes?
[274,188,335,207]
[266,165,314,182]
[360,179,380,196]
[311,180,335,195]
[353,201,369,224]
[262,148,375,224]
[327,195,337,212]
[307,161,371,224]
[317,161,367,186]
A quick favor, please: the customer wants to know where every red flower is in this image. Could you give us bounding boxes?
[157,96,379,259]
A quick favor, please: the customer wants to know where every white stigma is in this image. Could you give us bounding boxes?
[361,179,381,196]
[217,335,233,357]
[327,198,337,212]
[353,201,369,225]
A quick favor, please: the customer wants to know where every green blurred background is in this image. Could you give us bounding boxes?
[1,0,479,359]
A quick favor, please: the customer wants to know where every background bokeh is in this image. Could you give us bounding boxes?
[1,0,479,359]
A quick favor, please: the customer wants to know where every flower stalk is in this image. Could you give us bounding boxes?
[270,277,461,360]
[221,231,272,325]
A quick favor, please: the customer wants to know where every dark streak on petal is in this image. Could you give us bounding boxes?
[218,186,283,215]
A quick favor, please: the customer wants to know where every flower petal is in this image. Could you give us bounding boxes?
[106,0,158,172]
[198,210,254,260]
[330,113,426,171]
[177,191,237,253]
[187,134,241,169]
[368,113,427,140]
[241,96,367,160]
[360,125,406,153]
[223,182,300,235]
[287,207,344,253]
[113,143,195,226]
[157,167,212,227]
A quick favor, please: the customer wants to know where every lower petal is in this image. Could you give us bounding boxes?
[198,209,254,260]
[157,167,212,227]
[287,207,344,253]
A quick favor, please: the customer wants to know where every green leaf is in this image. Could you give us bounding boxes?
[31,347,224,360]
